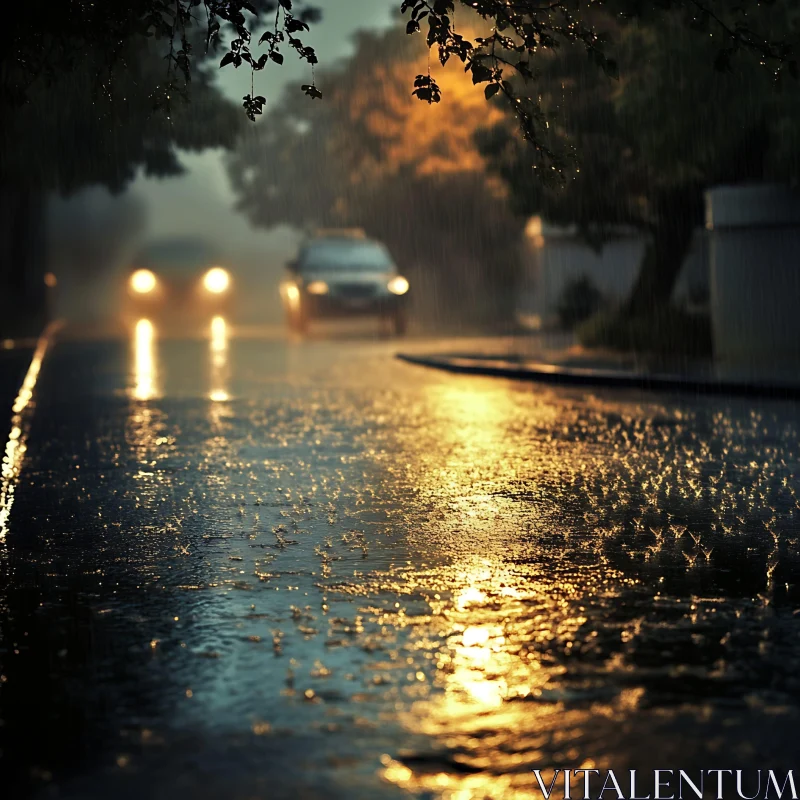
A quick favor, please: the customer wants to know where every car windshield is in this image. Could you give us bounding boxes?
[135,238,217,273]
[299,240,395,272]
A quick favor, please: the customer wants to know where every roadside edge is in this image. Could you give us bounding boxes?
[395,352,800,400]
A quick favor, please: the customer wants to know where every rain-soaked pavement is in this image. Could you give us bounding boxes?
[2,321,800,799]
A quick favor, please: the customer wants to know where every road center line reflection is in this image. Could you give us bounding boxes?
[1,321,62,541]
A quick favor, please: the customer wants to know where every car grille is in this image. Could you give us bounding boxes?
[334,283,377,298]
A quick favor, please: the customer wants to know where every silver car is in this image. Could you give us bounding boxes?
[280,231,410,335]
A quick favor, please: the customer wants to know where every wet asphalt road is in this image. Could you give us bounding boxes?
[2,323,800,799]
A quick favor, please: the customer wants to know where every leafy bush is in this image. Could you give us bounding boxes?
[556,275,603,330]
[576,306,712,357]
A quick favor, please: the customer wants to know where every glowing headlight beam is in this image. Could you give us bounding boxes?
[130,269,157,294]
[284,284,300,309]
[388,276,410,295]
[204,267,230,294]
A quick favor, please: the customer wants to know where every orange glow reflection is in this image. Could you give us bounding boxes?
[132,319,158,401]
[209,316,229,403]
[378,553,597,799]
[375,381,592,798]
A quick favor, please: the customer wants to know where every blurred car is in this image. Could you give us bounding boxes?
[280,230,410,335]
[123,237,233,327]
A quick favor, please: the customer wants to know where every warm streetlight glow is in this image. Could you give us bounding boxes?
[203,267,230,294]
[306,280,329,295]
[133,319,157,401]
[130,269,157,294]
[388,276,410,295]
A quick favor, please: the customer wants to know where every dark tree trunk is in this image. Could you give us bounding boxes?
[623,117,769,319]
[623,185,703,317]
[0,187,47,337]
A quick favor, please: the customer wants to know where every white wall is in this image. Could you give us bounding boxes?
[517,218,710,328]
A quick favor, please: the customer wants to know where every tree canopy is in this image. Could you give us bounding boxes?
[3,2,797,170]
[1,27,243,194]
[478,1,800,317]
[228,21,522,327]
[0,21,243,335]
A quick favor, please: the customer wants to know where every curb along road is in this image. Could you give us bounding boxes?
[395,352,800,401]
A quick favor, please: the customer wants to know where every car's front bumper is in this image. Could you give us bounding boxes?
[303,293,406,318]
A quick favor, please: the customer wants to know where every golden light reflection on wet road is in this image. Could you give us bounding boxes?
[330,375,799,798]
[208,315,229,403]
[126,320,166,513]
[376,555,605,798]
[132,318,158,401]
[129,316,232,403]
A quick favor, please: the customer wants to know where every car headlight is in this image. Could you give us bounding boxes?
[285,284,300,302]
[130,269,157,294]
[203,267,230,294]
[388,276,409,295]
[306,280,329,295]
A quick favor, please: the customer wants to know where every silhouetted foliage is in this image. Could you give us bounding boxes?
[1,31,242,194]
[2,2,796,172]
[2,1,322,119]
